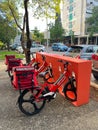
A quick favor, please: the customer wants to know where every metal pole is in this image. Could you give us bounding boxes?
[86,35,88,45]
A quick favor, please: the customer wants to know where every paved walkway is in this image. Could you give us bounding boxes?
[0,60,98,130]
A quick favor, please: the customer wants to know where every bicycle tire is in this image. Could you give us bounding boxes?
[63,78,77,102]
[18,89,46,116]
[8,70,13,78]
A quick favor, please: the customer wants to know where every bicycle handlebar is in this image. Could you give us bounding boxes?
[58,59,69,69]
[41,55,46,61]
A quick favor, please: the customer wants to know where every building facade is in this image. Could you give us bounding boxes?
[61,0,98,44]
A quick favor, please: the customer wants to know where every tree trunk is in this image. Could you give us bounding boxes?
[24,0,31,63]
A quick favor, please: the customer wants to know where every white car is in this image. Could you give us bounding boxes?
[17,43,45,53]
[30,43,45,53]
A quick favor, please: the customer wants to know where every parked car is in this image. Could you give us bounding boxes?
[30,43,45,53]
[51,43,68,51]
[10,44,18,50]
[16,45,22,52]
[17,43,45,54]
[63,44,98,60]
[92,54,98,80]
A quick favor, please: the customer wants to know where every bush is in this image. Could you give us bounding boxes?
[0,41,6,50]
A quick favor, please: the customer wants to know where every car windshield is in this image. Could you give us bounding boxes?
[93,46,98,52]
[68,46,83,53]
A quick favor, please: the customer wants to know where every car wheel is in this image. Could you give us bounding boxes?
[58,49,61,52]
[92,68,98,80]
[93,74,98,80]
[64,49,67,51]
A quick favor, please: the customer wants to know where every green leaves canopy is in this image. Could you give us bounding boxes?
[86,6,98,35]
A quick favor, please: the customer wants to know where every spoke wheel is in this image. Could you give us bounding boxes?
[63,79,77,102]
[18,89,46,116]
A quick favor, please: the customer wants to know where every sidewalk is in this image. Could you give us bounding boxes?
[0,60,98,130]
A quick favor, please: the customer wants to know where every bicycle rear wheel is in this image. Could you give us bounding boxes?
[18,88,46,116]
[63,78,77,102]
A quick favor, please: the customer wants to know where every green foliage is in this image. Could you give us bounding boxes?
[0,15,17,45]
[86,6,98,36]
[0,0,22,45]
[0,0,62,63]
[31,0,61,19]
[0,50,25,60]
[0,0,22,27]
[49,21,65,42]
[0,41,6,50]
[31,27,44,43]
[0,41,4,46]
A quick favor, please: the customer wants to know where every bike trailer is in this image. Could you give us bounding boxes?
[5,55,15,65]
[12,66,38,90]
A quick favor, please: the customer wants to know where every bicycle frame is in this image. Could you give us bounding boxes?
[17,60,77,116]
[32,61,74,100]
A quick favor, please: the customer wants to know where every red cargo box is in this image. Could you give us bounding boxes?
[12,66,38,90]
[7,58,22,71]
[5,55,15,65]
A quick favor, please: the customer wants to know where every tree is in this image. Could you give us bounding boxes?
[0,15,17,50]
[0,0,31,63]
[31,27,44,44]
[49,13,65,42]
[86,6,98,36]
[0,0,62,63]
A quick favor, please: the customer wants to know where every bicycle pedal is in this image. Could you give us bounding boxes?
[53,93,56,98]
[43,92,55,97]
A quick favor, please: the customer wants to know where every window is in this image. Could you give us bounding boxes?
[69,0,73,3]
[69,5,73,12]
[69,22,72,28]
[93,46,98,52]
[69,13,73,20]
[86,47,93,53]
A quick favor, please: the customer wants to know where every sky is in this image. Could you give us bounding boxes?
[28,16,54,32]
[20,9,55,33]
[18,2,56,33]
[29,17,47,32]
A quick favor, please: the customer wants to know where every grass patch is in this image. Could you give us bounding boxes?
[0,50,25,60]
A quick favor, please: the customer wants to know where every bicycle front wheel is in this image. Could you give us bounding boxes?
[63,78,77,102]
[18,88,46,116]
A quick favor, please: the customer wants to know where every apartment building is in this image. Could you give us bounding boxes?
[61,0,98,44]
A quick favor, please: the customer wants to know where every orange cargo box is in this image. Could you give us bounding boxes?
[36,52,92,106]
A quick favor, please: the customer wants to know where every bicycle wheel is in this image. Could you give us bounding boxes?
[18,88,46,116]
[63,78,77,102]
[8,70,13,78]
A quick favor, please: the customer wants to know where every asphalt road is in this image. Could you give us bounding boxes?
[0,51,98,130]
